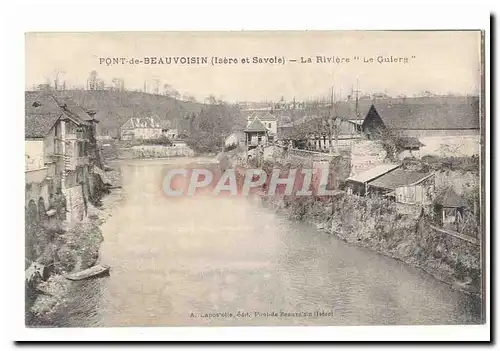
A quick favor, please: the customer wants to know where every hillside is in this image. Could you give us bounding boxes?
[26,90,241,137]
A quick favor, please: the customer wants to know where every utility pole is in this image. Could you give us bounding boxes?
[329,86,335,154]
[355,79,360,119]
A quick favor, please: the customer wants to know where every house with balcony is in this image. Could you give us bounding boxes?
[246,112,278,143]
[25,92,103,227]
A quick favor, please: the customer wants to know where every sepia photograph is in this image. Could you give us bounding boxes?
[20,27,487,337]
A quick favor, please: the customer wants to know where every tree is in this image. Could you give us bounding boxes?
[112,77,125,91]
[186,102,236,153]
[205,94,217,105]
[171,90,180,100]
[163,84,171,96]
[153,78,160,95]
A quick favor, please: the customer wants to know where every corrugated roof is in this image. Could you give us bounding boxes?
[368,169,434,190]
[346,164,400,183]
[25,114,60,138]
[244,118,268,133]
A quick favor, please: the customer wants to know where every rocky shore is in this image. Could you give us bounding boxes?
[26,168,122,327]
[259,190,481,298]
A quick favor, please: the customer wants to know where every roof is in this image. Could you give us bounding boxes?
[53,96,95,122]
[248,112,277,121]
[372,96,480,130]
[287,115,359,138]
[436,187,468,208]
[123,116,162,129]
[279,115,293,126]
[368,169,434,190]
[346,164,400,183]
[25,92,94,123]
[25,114,60,138]
[244,118,268,133]
[348,119,364,126]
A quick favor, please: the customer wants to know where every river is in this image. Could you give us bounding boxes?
[50,157,481,327]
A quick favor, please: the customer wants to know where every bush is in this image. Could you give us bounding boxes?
[133,135,173,146]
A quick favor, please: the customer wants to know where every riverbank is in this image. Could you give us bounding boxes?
[259,187,481,298]
[227,146,482,298]
[26,168,122,327]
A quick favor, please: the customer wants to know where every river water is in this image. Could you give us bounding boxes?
[52,158,481,327]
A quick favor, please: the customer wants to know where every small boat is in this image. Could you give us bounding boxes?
[64,264,110,281]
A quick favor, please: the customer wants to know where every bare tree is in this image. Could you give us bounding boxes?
[153,78,160,95]
[51,69,65,91]
[87,70,99,90]
[163,83,171,96]
[112,77,125,91]
[205,94,217,105]
[171,90,180,100]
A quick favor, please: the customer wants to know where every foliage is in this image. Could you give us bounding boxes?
[420,155,480,173]
[133,135,173,146]
[185,102,243,153]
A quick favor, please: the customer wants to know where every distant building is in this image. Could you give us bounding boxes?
[360,96,480,157]
[120,116,162,140]
[244,118,269,147]
[278,96,480,157]
[246,112,278,141]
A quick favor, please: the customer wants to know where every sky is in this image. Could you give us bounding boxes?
[25,31,482,102]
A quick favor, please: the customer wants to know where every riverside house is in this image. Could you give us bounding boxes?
[25,92,104,231]
[120,116,162,140]
[359,96,480,157]
[246,112,278,143]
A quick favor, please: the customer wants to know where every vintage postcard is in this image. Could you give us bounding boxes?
[24,30,485,329]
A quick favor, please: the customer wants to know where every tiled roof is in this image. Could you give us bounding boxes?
[248,112,277,121]
[25,91,93,124]
[368,169,434,190]
[25,114,60,138]
[244,118,268,133]
[53,96,95,121]
[346,164,400,183]
[372,96,480,130]
[123,116,162,129]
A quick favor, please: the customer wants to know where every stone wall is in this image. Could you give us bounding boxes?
[349,140,388,177]
[130,145,195,158]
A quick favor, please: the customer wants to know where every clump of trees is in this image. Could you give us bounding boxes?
[186,100,242,154]
[133,135,173,147]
